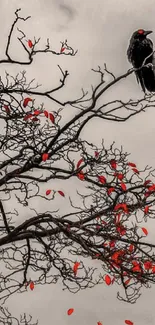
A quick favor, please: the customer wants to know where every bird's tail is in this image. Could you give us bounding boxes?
[142,67,155,92]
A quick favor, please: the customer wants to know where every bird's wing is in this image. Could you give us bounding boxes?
[127,44,132,62]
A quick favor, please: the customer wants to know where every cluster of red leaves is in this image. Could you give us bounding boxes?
[23,98,55,124]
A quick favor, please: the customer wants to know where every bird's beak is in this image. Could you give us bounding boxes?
[145,30,153,36]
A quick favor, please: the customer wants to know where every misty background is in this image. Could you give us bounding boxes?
[1,0,155,324]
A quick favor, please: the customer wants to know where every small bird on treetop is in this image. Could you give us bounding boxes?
[127,29,155,93]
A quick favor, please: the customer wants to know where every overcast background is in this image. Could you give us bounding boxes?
[1,0,155,324]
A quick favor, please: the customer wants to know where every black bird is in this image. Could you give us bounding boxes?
[127,29,155,92]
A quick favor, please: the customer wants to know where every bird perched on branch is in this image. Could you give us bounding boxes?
[127,29,155,92]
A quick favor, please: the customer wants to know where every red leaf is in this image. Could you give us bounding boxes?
[32,117,39,122]
[142,227,148,236]
[23,97,32,108]
[144,206,149,214]
[129,244,134,252]
[114,203,128,213]
[73,262,80,275]
[95,151,99,158]
[107,187,115,195]
[76,158,84,169]
[144,261,152,270]
[33,110,41,116]
[58,190,65,197]
[61,47,65,53]
[128,162,136,168]
[29,281,34,291]
[125,279,131,286]
[67,308,74,316]
[44,110,49,118]
[104,274,111,285]
[97,322,102,325]
[49,113,55,123]
[46,189,51,196]
[132,263,141,272]
[109,240,115,248]
[28,39,33,48]
[148,184,155,192]
[4,105,10,114]
[98,175,106,184]
[144,180,152,186]
[120,182,127,191]
[110,159,117,169]
[114,172,124,180]
[77,172,85,180]
[24,113,33,121]
[42,153,49,162]
[132,168,139,174]
[125,320,134,325]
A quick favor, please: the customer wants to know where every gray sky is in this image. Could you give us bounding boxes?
[1,0,155,324]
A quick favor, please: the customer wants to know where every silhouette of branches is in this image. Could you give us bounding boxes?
[0,8,155,324]
[0,306,38,325]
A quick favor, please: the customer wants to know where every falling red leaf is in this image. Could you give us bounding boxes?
[104,274,111,285]
[4,105,10,114]
[28,39,33,48]
[97,322,102,325]
[61,47,65,53]
[128,162,136,168]
[42,153,49,162]
[110,159,117,169]
[67,308,74,316]
[95,151,99,158]
[24,113,33,121]
[46,189,51,196]
[73,262,80,275]
[132,168,139,174]
[76,158,84,169]
[29,281,34,291]
[125,320,134,325]
[120,182,127,191]
[107,187,115,195]
[144,206,149,214]
[23,97,32,108]
[77,172,85,180]
[49,113,55,123]
[58,190,65,197]
[44,110,49,118]
[142,227,148,236]
[98,175,106,184]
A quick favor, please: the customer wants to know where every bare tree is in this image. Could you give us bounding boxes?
[0,7,155,324]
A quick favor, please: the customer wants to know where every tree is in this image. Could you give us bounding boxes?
[0,8,155,324]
